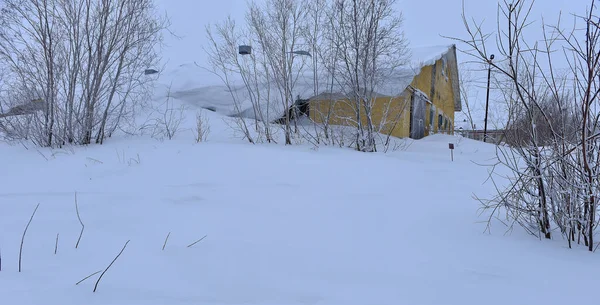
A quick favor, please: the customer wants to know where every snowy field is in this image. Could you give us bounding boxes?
[1,109,599,305]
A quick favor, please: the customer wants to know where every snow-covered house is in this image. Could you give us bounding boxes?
[307,44,462,140]
[163,45,461,141]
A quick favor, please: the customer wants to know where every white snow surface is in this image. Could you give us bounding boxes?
[1,109,598,304]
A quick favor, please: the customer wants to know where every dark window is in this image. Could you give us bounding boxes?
[430,107,435,128]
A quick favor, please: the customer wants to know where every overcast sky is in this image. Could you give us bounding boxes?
[156,0,589,85]
[157,0,586,72]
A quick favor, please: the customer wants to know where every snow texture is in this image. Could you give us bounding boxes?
[1,120,597,305]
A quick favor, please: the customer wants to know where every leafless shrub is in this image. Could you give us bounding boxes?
[453,0,600,251]
[195,110,210,143]
[504,94,580,147]
[157,97,186,141]
[140,89,186,141]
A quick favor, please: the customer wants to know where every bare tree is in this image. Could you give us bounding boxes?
[326,0,409,152]
[455,0,600,251]
[247,0,309,145]
[204,17,255,144]
[206,0,409,150]
[505,93,580,146]
[0,0,167,147]
[239,12,283,143]
[301,0,328,144]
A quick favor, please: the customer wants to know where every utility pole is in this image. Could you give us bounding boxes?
[484,54,494,143]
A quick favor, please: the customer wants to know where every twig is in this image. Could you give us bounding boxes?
[75,193,85,249]
[86,157,104,164]
[76,270,102,285]
[594,241,600,253]
[162,232,171,251]
[19,203,40,272]
[55,233,59,255]
[187,235,207,248]
[93,240,130,293]
[36,149,49,161]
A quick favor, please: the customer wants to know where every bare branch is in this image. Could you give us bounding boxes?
[19,203,40,272]
[93,240,131,293]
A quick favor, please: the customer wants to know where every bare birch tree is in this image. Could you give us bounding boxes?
[204,18,256,144]
[454,0,600,251]
[299,0,327,145]
[247,0,309,145]
[206,0,409,150]
[0,0,167,147]
[327,0,409,152]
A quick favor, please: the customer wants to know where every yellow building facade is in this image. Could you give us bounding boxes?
[307,45,461,140]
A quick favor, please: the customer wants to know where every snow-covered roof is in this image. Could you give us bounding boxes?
[159,44,461,122]
[309,44,462,112]
[409,44,458,67]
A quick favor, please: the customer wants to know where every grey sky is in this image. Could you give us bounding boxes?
[157,0,587,83]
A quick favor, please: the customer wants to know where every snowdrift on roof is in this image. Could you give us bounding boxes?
[156,45,456,122]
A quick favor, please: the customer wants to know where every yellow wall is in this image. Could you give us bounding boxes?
[309,52,459,139]
[410,55,457,136]
[309,93,412,139]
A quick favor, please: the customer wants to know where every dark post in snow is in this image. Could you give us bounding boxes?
[449,143,455,161]
[483,54,494,143]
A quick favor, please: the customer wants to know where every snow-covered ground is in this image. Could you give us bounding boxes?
[1,108,599,305]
